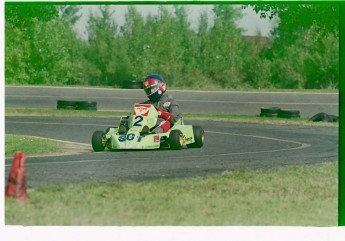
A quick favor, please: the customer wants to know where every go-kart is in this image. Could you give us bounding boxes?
[92,103,204,152]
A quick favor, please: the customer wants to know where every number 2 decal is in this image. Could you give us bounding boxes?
[133,116,143,126]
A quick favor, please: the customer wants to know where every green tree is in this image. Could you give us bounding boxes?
[5,3,58,30]
[196,11,210,75]
[5,4,89,85]
[206,5,245,88]
[131,5,186,84]
[274,25,338,88]
[172,5,199,86]
[249,3,339,89]
[5,27,31,84]
[86,6,130,86]
[120,6,148,80]
[149,6,184,80]
[252,4,338,38]
[186,11,213,88]
[27,18,89,85]
[242,35,273,89]
[59,5,82,24]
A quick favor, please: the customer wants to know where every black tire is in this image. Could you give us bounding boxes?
[57,100,77,106]
[260,107,281,117]
[92,131,106,152]
[309,113,338,122]
[57,100,78,110]
[278,113,301,118]
[278,109,300,118]
[260,113,278,117]
[76,101,97,110]
[57,105,76,110]
[328,115,339,122]
[57,100,97,110]
[279,109,300,115]
[260,107,281,114]
[187,126,205,148]
[77,101,97,107]
[169,130,184,150]
[309,112,329,122]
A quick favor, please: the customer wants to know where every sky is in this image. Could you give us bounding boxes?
[73,4,277,39]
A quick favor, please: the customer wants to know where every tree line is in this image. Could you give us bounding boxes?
[5,4,339,89]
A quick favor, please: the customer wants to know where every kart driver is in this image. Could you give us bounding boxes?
[118,74,182,134]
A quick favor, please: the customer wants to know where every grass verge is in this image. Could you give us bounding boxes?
[5,162,337,226]
[5,134,64,157]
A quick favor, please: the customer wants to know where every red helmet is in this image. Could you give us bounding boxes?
[143,74,167,101]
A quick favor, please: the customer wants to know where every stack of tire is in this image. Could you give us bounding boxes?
[57,100,97,111]
[260,107,300,118]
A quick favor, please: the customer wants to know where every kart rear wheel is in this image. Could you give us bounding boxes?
[187,126,205,148]
[169,130,184,150]
[92,131,106,152]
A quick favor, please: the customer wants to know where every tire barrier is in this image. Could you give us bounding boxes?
[277,109,301,119]
[309,112,339,122]
[260,107,300,118]
[260,107,281,117]
[57,100,97,111]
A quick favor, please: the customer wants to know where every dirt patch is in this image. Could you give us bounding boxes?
[59,142,92,156]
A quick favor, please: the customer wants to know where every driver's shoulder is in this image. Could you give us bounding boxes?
[161,93,175,102]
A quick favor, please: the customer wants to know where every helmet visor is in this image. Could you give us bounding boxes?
[143,79,159,96]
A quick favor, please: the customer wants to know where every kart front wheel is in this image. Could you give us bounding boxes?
[92,131,106,152]
[187,126,205,148]
[169,130,184,150]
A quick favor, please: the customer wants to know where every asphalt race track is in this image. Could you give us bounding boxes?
[5,86,339,117]
[4,87,339,187]
[5,116,338,188]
